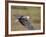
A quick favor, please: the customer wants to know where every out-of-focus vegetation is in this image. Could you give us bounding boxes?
[11,6,41,31]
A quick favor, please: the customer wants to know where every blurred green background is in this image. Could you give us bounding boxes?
[11,6,41,31]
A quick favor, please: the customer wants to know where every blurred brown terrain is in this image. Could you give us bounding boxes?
[11,6,41,31]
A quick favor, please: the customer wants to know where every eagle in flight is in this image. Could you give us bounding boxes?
[15,16,34,30]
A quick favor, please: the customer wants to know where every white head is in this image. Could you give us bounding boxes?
[23,16,30,19]
[26,16,30,19]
